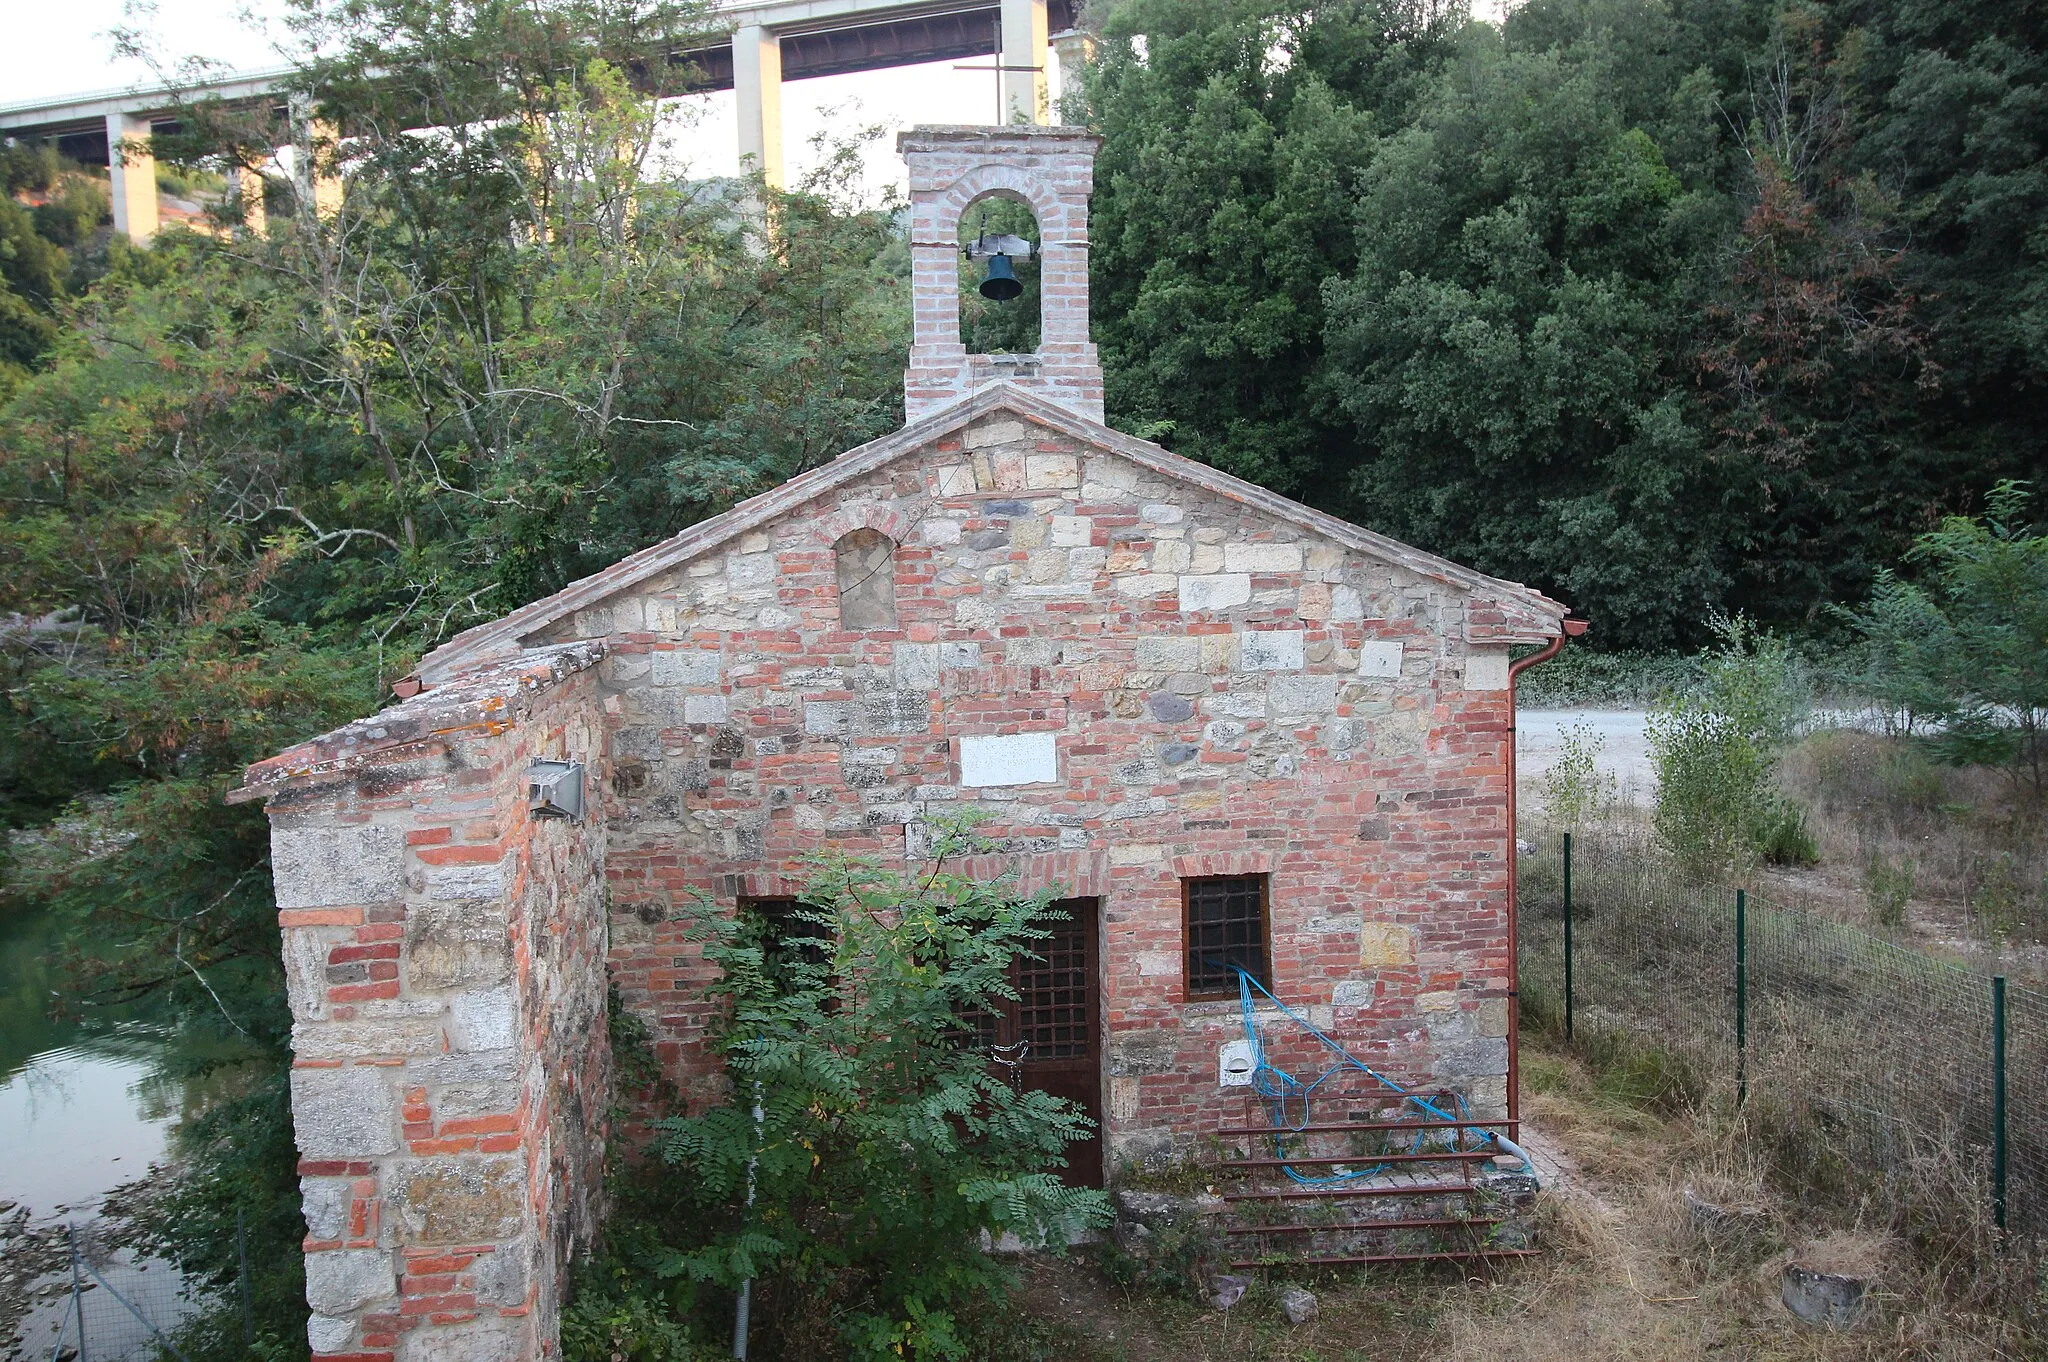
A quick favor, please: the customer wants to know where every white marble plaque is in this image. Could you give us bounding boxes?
[959,732,1059,787]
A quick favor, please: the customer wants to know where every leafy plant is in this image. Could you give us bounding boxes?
[649,817,1110,1359]
[1755,799,1820,868]
[1846,482,2048,800]
[1542,720,1616,828]
[1649,616,1810,878]
[1863,852,1916,932]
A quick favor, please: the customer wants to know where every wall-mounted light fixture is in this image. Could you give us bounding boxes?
[527,760,585,821]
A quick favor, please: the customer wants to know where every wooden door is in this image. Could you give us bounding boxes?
[990,897,1103,1188]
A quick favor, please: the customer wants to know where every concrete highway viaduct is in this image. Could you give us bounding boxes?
[0,0,1089,239]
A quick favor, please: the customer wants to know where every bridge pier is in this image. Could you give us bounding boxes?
[1000,0,1050,125]
[733,24,786,190]
[104,112,159,242]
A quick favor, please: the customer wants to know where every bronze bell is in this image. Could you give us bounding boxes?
[979,252,1023,301]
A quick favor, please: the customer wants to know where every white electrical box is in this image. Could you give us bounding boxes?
[1218,1040,1256,1088]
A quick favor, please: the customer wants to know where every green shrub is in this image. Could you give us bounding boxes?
[1754,799,1820,867]
[1846,481,2048,801]
[1650,615,1808,879]
[1864,852,1915,931]
[641,816,1110,1359]
[1541,720,1615,827]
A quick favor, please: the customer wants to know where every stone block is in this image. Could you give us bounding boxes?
[805,693,930,737]
[292,1065,397,1158]
[472,1238,533,1306]
[1332,979,1375,1007]
[1106,1031,1178,1077]
[683,694,729,724]
[407,902,514,991]
[390,1156,527,1244]
[1115,572,1177,597]
[959,733,1059,787]
[283,928,339,1021]
[728,553,776,588]
[1139,502,1183,524]
[416,1314,530,1361]
[1146,692,1194,722]
[1050,514,1091,546]
[1028,454,1080,488]
[1331,585,1365,620]
[1359,921,1416,968]
[300,1176,350,1241]
[307,1314,355,1353]
[1238,630,1304,672]
[426,861,506,902]
[894,642,941,690]
[1108,1076,1141,1121]
[1135,637,1198,670]
[272,825,403,910]
[1358,640,1404,678]
[1268,675,1339,714]
[1223,542,1304,573]
[303,1248,395,1315]
[1436,1038,1510,1078]
[1179,574,1250,613]
[652,650,721,686]
[449,984,518,1052]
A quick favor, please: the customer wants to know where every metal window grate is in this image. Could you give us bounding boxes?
[741,897,828,970]
[1016,911,1091,1057]
[1186,875,1270,996]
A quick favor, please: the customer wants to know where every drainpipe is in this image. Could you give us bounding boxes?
[1503,618,1587,1130]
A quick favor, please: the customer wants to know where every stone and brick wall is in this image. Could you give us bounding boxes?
[527,407,1530,1160]
[242,643,611,1361]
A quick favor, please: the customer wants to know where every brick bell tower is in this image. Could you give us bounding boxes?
[900,126,1105,424]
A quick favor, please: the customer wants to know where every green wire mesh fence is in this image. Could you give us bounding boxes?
[1518,826,2042,1241]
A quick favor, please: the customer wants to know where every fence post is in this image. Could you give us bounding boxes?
[238,1207,253,1346]
[1735,888,1748,1110]
[1562,832,1575,1043]
[1994,974,2008,1233]
[68,1222,89,1362]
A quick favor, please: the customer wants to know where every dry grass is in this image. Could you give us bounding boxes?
[1006,1039,2048,1362]
[1771,732,2048,976]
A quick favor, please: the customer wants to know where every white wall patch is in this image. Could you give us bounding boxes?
[1357,640,1405,679]
[1466,648,1511,691]
[959,732,1060,787]
[1218,1039,1257,1087]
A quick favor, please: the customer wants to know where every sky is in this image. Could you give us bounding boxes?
[0,0,1041,200]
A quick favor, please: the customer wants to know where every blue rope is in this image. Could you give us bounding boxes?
[1229,964,1513,1186]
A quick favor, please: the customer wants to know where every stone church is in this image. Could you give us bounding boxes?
[238,126,1571,1361]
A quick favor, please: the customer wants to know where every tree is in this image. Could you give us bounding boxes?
[629,821,1108,1359]
[1849,481,2048,798]
[1082,0,1456,497]
[1324,29,1729,646]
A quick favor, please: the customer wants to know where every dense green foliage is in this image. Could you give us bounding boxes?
[1847,481,2048,796]
[1083,0,2047,646]
[563,823,1108,1360]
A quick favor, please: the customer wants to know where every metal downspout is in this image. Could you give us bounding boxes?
[1503,619,1587,1127]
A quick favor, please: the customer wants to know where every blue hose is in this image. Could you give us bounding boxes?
[1227,965,1536,1187]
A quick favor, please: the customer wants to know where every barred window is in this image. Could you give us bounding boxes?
[1184,875,1270,998]
[740,897,828,976]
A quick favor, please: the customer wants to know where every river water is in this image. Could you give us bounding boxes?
[0,903,200,1360]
